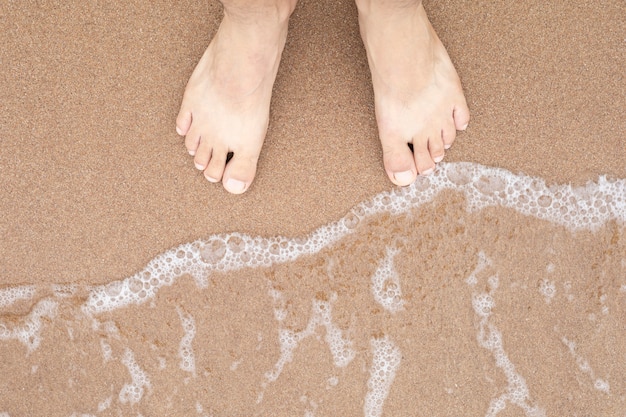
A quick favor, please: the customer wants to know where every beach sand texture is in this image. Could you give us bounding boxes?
[1,0,625,416]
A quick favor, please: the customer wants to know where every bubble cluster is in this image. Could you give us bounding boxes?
[264,291,355,386]
[75,163,625,318]
[468,253,545,417]
[176,306,196,376]
[119,348,151,405]
[371,247,404,313]
[539,280,556,304]
[0,299,58,352]
[0,285,36,309]
[97,396,112,412]
[364,335,402,417]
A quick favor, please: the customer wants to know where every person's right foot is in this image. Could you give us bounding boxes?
[176,7,292,194]
[357,0,470,186]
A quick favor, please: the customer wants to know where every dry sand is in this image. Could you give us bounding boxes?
[1,0,625,416]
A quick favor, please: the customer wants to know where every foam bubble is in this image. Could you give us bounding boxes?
[119,348,151,405]
[176,306,196,376]
[371,247,404,313]
[364,335,402,417]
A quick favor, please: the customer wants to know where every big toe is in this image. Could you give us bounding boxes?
[222,150,261,194]
[381,136,418,186]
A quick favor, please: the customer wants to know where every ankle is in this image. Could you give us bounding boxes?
[223,0,297,26]
[355,0,421,16]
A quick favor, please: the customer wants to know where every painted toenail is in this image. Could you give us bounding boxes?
[176,126,183,135]
[225,178,247,193]
[421,167,434,176]
[194,162,205,170]
[434,155,444,163]
[393,170,415,185]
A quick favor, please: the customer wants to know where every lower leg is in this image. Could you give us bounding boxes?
[176,0,296,194]
[356,0,470,186]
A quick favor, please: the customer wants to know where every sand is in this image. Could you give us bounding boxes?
[1,0,625,416]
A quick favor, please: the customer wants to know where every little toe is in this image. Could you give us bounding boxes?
[222,150,261,194]
[176,109,192,136]
[381,136,417,186]
[413,136,436,175]
[203,146,229,183]
[453,101,470,131]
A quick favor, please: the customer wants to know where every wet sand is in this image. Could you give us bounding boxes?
[1,0,625,416]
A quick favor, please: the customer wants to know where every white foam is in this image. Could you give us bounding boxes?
[263,290,355,390]
[0,285,36,309]
[119,348,151,405]
[0,298,58,353]
[466,251,492,286]
[72,163,624,317]
[371,247,404,313]
[97,396,112,412]
[364,335,402,417]
[468,254,545,417]
[561,336,610,394]
[176,306,196,376]
[100,338,113,362]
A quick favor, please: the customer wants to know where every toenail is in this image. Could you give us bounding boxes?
[225,178,247,193]
[461,123,469,130]
[188,149,195,156]
[194,162,205,170]
[393,170,415,185]
[205,175,218,183]
[434,155,444,163]
[421,167,434,176]
[176,126,183,135]
[444,143,452,150]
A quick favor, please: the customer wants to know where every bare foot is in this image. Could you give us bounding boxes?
[176,6,293,194]
[357,0,470,186]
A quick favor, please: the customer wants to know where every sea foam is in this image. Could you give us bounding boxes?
[78,163,625,317]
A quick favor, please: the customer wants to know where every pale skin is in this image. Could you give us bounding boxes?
[176,0,470,194]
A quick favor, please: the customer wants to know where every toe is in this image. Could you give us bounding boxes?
[203,145,229,183]
[442,118,457,149]
[193,139,212,171]
[176,108,192,136]
[381,135,417,186]
[222,149,261,194]
[184,125,201,156]
[428,130,446,164]
[412,135,436,175]
[453,100,470,131]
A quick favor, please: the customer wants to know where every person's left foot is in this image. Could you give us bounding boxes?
[357,0,470,186]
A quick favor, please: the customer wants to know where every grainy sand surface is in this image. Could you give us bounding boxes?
[1,1,624,416]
